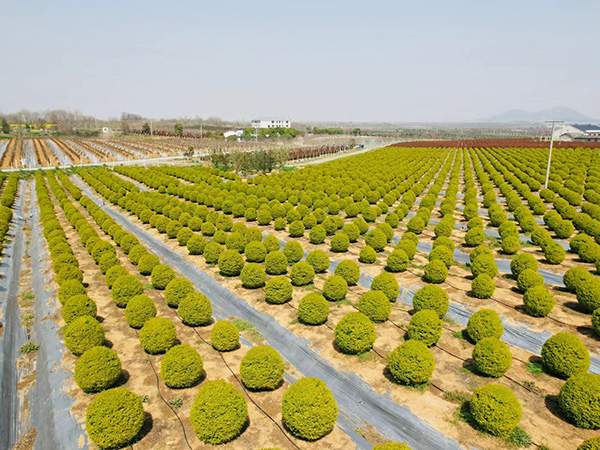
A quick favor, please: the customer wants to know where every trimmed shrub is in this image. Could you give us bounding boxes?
[424,260,448,284]
[245,241,267,263]
[298,293,329,325]
[472,338,512,377]
[218,249,245,277]
[85,388,144,449]
[210,321,239,351]
[470,245,493,264]
[501,235,520,255]
[388,340,435,385]
[407,216,425,234]
[98,252,119,275]
[467,309,503,342]
[138,254,160,275]
[111,275,144,308]
[309,225,326,244]
[57,264,83,285]
[371,272,399,302]
[161,344,204,388]
[564,266,592,293]
[190,380,248,444]
[366,229,387,252]
[290,261,315,286]
[263,235,281,253]
[203,242,224,264]
[176,227,194,246]
[139,317,177,354]
[62,294,97,324]
[105,265,129,289]
[470,254,498,279]
[542,332,590,378]
[164,278,195,308]
[240,263,266,289]
[465,227,485,247]
[523,285,555,317]
[358,290,391,322]
[407,310,442,346]
[265,251,288,275]
[342,223,360,242]
[386,249,409,272]
[225,232,247,253]
[58,280,86,305]
[75,346,121,393]
[359,245,377,264]
[323,275,348,302]
[283,241,303,265]
[576,278,600,313]
[282,377,337,440]
[187,235,207,255]
[179,292,212,326]
[429,246,454,268]
[470,384,522,436]
[545,242,566,264]
[125,294,157,328]
[330,233,350,252]
[65,316,105,356]
[559,373,600,429]
[510,253,538,277]
[471,274,495,299]
[334,312,376,354]
[240,346,284,390]
[412,284,448,318]
[91,240,115,264]
[578,437,600,450]
[335,259,360,286]
[306,249,330,273]
[151,264,175,290]
[265,276,293,304]
[517,269,544,293]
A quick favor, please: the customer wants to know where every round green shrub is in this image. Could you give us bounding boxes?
[358,291,391,323]
[187,235,207,255]
[522,285,555,317]
[323,275,348,302]
[179,292,212,326]
[64,316,105,356]
[290,261,315,286]
[559,372,600,429]
[564,266,593,293]
[91,240,115,264]
[342,223,360,242]
[240,346,284,391]
[245,241,267,262]
[471,254,498,279]
[166,220,182,239]
[177,227,194,246]
[471,274,496,299]
[470,384,522,436]
[164,277,195,308]
[262,235,280,253]
[138,254,160,275]
[58,280,86,305]
[309,225,326,244]
[469,245,493,264]
[576,278,600,313]
[334,312,376,354]
[366,229,387,252]
[545,242,566,264]
[265,276,293,304]
[218,249,245,277]
[371,272,399,302]
[330,233,349,252]
[510,253,539,277]
[542,332,590,378]
[578,437,600,450]
[190,380,248,444]
[388,340,435,385]
[105,265,129,289]
[139,317,177,354]
[62,294,97,324]
[407,309,442,346]
[307,249,330,273]
[85,387,144,449]
[111,274,144,308]
[75,346,121,393]
[407,216,425,234]
[57,264,83,285]
[501,235,520,255]
[465,227,485,247]
[281,377,337,441]
[424,260,448,284]
[412,284,448,318]
[386,249,409,272]
[466,309,503,342]
[98,252,119,275]
[359,245,377,264]
[210,321,239,351]
[298,293,329,325]
[265,251,288,275]
[335,260,360,286]
[151,264,175,290]
[203,241,224,264]
[517,269,544,293]
[125,294,157,328]
[240,263,266,289]
[283,241,303,265]
[160,344,204,388]
[472,338,512,377]
[429,246,454,269]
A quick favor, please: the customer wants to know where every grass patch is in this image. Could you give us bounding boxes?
[452,329,468,341]
[505,426,532,447]
[443,316,458,326]
[335,298,352,307]
[289,318,299,325]
[403,381,430,393]
[443,391,471,404]
[169,397,183,410]
[233,318,265,342]
[20,340,40,354]
[23,313,34,327]
[452,400,474,426]
[143,283,153,290]
[525,361,544,375]
[140,395,149,403]
[23,292,34,300]
[357,351,376,363]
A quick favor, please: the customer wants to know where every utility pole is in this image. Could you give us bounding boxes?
[544,120,564,189]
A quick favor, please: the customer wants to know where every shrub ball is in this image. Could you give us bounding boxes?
[387,249,409,272]
[471,274,496,299]
[517,269,544,293]
[64,316,105,356]
[151,264,175,290]
[466,309,504,342]
[240,346,284,391]
[358,291,391,323]
[510,253,538,277]
[160,344,204,388]
[306,249,330,273]
[138,254,160,275]
[371,272,399,302]
[470,384,522,436]
[388,340,435,385]
[559,373,600,429]
[211,321,239,351]
[424,260,448,284]
[290,260,315,286]
[359,245,377,264]
[125,294,157,328]
[265,251,288,275]
[164,277,195,308]
[412,284,449,318]
[62,294,97,324]
[265,276,293,305]
[542,332,590,378]
[407,310,442,346]
[472,338,512,377]
[334,312,376,354]
[139,317,177,354]
[523,285,556,317]
[111,274,144,308]
[298,293,329,325]
[240,263,267,289]
[74,346,122,393]
[178,292,212,326]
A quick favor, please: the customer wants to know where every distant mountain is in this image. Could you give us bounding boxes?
[487,107,597,124]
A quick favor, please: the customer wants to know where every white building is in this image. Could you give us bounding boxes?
[552,124,600,142]
[251,118,291,129]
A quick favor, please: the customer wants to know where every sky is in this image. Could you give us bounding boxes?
[1,0,599,123]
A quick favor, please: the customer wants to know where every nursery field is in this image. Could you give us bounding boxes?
[3,141,600,450]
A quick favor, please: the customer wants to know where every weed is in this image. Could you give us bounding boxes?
[169,397,183,409]
[357,351,376,363]
[452,400,473,426]
[523,381,539,393]
[505,427,532,447]
[20,340,40,354]
[143,283,153,290]
[452,330,468,340]
[23,313,34,327]
[525,361,544,375]
[443,316,458,326]
[443,391,471,404]
[404,381,430,393]
[335,298,352,308]
[233,318,264,342]
[289,318,299,325]
[140,395,149,404]
[23,292,34,300]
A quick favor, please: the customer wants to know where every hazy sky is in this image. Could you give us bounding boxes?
[2,0,598,122]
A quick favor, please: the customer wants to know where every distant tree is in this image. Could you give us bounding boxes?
[141,122,151,135]
[1,118,10,134]
[253,150,275,173]
[272,147,290,169]
[209,148,231,169]
[121,120,131,135]
[184,146,195,159]
[353,128,361,136]
[242,128,254,140]
[174,123,183,136]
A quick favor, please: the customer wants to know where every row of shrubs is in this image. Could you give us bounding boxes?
[0,172,17,251]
